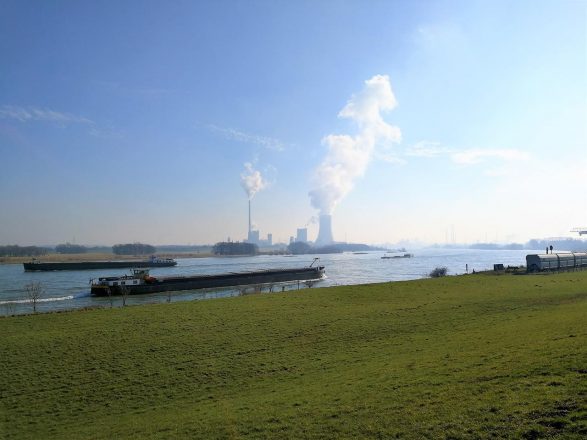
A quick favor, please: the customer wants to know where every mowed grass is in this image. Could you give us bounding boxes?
[1,272,586,439]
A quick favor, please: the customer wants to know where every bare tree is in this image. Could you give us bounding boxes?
[119,284,129,307]
[25,282,44,313]
[106,286,114,308]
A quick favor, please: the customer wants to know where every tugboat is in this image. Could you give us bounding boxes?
[24,255,177,271]
[91,260,325,296]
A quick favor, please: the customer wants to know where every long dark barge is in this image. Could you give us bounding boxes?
[90,263,325,296]
[24,256,177,272]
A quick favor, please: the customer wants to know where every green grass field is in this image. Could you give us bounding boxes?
[1,272,586,439]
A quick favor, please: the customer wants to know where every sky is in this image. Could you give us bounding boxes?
[0,0,586,246]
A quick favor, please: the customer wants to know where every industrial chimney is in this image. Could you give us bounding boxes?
[315,214,334,246]
[248,200,251,235]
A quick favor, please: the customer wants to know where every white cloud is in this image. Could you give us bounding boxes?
[207,124,285,151]
[406,141,453,157]
[376,152,407,165]
[0,105,93,125]
[406,141,530,167]
[451,148,530,165]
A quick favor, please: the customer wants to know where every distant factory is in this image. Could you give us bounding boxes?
[247,229,273,247]
[245,200,272,247]
[290,215,335,246]
[243,197,339,248]
[296,228,308,243]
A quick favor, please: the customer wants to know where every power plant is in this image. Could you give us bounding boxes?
[296,228,308,243]
[244,198,334,248]
[240,164,336,248]
[314,214,334,246]
[246,199,272,246]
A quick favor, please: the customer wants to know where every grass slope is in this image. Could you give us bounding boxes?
[1,272,586,439]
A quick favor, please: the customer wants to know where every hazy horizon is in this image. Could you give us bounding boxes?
[1,1,585,246]
[6,236,587,250]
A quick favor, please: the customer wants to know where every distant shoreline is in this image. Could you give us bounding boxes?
[0,252,215,265]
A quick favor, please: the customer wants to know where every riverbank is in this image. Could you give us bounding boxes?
[1,271,585,439]
[0,251,214,264]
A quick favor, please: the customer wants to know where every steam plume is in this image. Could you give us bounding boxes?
[309,75,401,214]
[240,162,266,199]
[305,216,318,227]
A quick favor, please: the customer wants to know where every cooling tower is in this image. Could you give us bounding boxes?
[315,214,334,246]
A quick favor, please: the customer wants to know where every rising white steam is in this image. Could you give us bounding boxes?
[240,162,266,200]
[309,75,401,214]
[305,216,318,227]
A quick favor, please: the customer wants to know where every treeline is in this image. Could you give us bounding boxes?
[212,242,258,256]
[0,245,50,257]
[53,244,112,254]
[469,243,524,250]
[466,238,586,252]
[287,242,312,255]
[112,243,156,255]
[286,242,378,255]
[55,243,87,254]
[156,245,213,253]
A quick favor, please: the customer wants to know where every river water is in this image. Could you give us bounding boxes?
[0,248,534,315]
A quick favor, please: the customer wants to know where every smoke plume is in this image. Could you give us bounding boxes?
[240,162,266,200]
[309,75,401,214]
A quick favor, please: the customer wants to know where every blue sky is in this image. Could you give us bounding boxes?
[1,0,585,246]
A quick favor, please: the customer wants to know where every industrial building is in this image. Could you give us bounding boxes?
[247,229,260,244]
[296,228,308,243]
[245,199,272,247]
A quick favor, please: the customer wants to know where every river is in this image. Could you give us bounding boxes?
[0,248,535,315]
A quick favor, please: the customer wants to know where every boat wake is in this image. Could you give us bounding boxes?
[74,291,91,299]
[0,295,74,305]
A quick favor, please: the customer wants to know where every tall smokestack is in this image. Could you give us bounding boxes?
[315,214,334,246]
[248,199,251,234]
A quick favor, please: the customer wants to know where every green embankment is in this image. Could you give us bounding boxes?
[1,272,586,439]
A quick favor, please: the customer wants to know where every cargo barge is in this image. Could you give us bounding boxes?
[24,256,177,272]
[90,262,325,296]
[381,253,413,259]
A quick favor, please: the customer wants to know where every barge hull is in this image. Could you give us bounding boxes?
[91,267,325,296]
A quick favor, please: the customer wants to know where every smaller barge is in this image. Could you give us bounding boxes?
[24,256,177,272]
[91,261,325,296]
[381,253,413,259]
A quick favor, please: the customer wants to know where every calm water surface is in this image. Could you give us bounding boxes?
[0,249,534,315]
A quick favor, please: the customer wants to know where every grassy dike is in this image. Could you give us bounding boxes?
[1,272,586,439]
